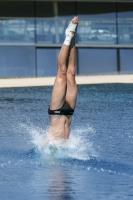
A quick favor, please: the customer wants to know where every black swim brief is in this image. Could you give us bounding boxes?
[48,101,74,115]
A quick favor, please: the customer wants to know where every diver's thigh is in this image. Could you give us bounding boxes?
[50,75,67,110]
[66,81,77,109]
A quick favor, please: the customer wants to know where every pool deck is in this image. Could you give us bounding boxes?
[0,74,133,88]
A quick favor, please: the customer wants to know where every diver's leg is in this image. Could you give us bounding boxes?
[50,18,76,110]
[49,45,69,110]
[66,19,78,109]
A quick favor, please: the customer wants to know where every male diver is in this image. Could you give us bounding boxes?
[42,16,78,146]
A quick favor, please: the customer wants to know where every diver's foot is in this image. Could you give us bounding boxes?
[64,16,78,46]
[66,16,78,35]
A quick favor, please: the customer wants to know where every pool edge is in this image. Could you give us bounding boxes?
[0,74,133,88]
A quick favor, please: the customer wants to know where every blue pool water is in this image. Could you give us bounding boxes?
[0,84,133,200]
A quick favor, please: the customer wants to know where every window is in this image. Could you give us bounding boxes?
[120,49,133,73]
[77,2,116,18]
[78,48,117,74]
[0,1,34,17]
[0,46,35,77]
[37,48,60,76]
[58,2,75,17]
[117,3,133,44]
[36,1,54,17]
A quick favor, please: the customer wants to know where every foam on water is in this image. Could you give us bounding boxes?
[20,123,97,161]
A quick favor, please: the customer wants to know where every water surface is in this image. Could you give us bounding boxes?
[0,84,133,200]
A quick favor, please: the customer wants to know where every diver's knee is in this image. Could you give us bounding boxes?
[67,68,76,82]
[58,64,67,76]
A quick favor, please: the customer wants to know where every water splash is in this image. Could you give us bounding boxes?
[20,123,97,161]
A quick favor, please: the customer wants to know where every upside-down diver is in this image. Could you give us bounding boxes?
[42,16,78,147]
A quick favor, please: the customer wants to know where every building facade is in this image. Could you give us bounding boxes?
[0,0,133,77]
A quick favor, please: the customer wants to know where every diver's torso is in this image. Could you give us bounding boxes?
[48,115,72,140]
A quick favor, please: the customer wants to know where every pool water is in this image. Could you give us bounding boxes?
[0,84,133,200]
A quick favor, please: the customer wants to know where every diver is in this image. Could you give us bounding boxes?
[42,16,78,147]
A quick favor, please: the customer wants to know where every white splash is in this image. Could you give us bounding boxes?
[20,123,97,161]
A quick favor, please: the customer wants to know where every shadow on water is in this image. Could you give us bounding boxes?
[24,148,77,200]
[47,167,76,200]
